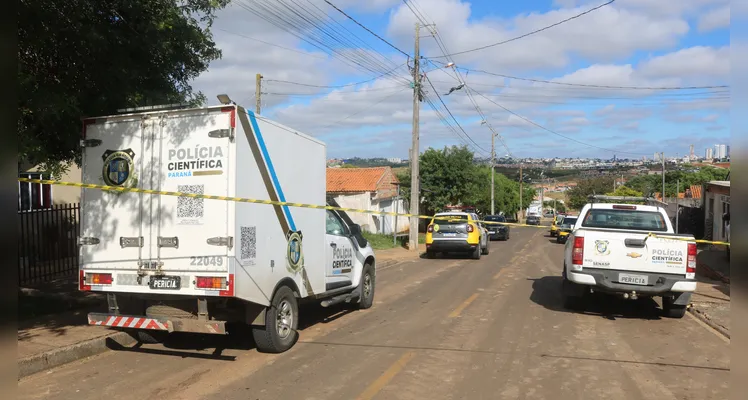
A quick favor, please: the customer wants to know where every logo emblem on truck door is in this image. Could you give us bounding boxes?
[286,230,304,273]
[594,240,610,255]
[101,149,136,187]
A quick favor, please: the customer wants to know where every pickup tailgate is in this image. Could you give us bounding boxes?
[581,230,690,275]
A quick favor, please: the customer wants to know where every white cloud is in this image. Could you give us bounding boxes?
[698,6,730,32]
[638,46,730,81]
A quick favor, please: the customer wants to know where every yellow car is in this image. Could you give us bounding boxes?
[549,215,564,237]
[555,216,579,244]
[426,212,488,260]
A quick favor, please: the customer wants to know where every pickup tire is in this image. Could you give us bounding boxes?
[482,241,490,255]
[662,297,687,319]
[356,263,376,310]
[252,286,299,353]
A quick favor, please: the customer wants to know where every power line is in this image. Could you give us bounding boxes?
[264,87,407,96]
[426,0,616,59]
[470,87,647,156]
[266,63,407,88]
[323,0,410,58]
[215,28,328,59]
[422,74,489,154]
[460,67,730,90]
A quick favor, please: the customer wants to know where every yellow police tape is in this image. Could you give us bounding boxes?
[19,178,730,246]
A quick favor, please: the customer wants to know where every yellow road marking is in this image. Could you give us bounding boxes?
[686,311,730,344]
[448,293,479,318]
[493,268,509,280]
[356,351,416,400]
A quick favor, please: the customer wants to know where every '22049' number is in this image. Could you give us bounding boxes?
[190,256,223,266]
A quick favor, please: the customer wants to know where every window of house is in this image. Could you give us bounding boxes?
[18,173,52,211]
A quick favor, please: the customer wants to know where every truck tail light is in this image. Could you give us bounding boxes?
[686,243,697,274]
[466,224,475,233]
[197,276,227,290]
[427,224,434,233]
[572,237,585,266]
[79,270,91,291]
[86,273,113,285]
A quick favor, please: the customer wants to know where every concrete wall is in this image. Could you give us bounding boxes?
[332,193,410,235]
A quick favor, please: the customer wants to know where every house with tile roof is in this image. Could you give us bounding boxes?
[326,167,408,235]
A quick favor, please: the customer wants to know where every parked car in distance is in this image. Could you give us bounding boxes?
[484,215,510,241]
[550,214,565,237]
[556,216,578,243]
[525,215,541,226]
[425,212,489,259]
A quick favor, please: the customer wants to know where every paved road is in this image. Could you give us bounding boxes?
[18,228,730,400]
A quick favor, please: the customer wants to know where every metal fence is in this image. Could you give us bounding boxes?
[18,203,80,286]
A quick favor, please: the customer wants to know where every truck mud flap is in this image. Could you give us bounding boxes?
[88,313,227,335]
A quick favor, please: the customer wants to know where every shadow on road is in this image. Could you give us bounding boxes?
[106,302,356,361]
[528,276,663,320]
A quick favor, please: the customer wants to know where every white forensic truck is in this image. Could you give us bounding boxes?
[561,196,697,318]
[79,99,376,353]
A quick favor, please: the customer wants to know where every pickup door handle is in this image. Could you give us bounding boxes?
[329,242,337,248]
[624,238,646,248]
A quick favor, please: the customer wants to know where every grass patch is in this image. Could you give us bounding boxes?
[363,232,425,250]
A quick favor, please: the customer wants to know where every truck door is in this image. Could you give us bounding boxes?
[80,117,148,269]
[325,210,355,288]
[152,110,232,272]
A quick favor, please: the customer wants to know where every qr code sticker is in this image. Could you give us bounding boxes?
[177,184,204,219]
[241,226,257,260]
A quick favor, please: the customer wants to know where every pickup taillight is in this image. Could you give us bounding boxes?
[686,243,697,275]
[572,237,584,266]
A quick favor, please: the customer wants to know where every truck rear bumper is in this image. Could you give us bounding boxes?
[426,240,478,253]
[88,312,227,335]
[567,268,696,296]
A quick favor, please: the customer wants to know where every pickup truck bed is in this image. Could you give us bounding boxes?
[562,203,697,318]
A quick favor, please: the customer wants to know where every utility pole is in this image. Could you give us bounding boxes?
[490,133,495,215]
[676,179,680,233]
[519,164,523,221]
[255,73,263,115]
[408,23,421,252]
[661,152,666,200]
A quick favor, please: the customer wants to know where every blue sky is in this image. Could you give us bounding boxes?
[193,0,731,160]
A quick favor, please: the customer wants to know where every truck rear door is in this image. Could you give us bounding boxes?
[578,207,689,276]
[154,109,233,272]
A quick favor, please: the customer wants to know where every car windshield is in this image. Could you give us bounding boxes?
[581,208,668,232]
[433,214,468,225]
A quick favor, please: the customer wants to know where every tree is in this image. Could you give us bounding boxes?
[396,146,534,217]
[625,166,729,197]
[566,176,615,210]
[605,186,644,197]
[543,200,566,213]
[19,0,229,173]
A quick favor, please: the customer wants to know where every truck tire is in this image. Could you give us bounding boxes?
[662,297,687,319]
[357,263,375,310]
[471,245,481,260]
[252,286,299,353]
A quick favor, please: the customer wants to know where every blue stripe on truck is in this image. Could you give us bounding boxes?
[246,110,297,232]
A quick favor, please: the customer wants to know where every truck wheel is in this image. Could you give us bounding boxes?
[128,330,168,344]
[357,263,375,310]
[471,245,481,260]
[252,286,299,353]
[662,297,687,319]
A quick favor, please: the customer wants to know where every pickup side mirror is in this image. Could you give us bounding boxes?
[349,224,362,236]
[348,224,369,248]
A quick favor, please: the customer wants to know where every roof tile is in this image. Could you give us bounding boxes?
[326,167,398,193]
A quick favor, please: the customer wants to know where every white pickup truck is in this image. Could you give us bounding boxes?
[561,200,697,318]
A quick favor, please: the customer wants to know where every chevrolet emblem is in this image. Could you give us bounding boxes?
[626,252,643,259]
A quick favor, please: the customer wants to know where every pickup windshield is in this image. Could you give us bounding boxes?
[581,208,668,232]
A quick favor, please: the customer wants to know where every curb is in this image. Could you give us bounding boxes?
[697,261,730,284]
[688,306,730,339]
[18,331,136,380]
